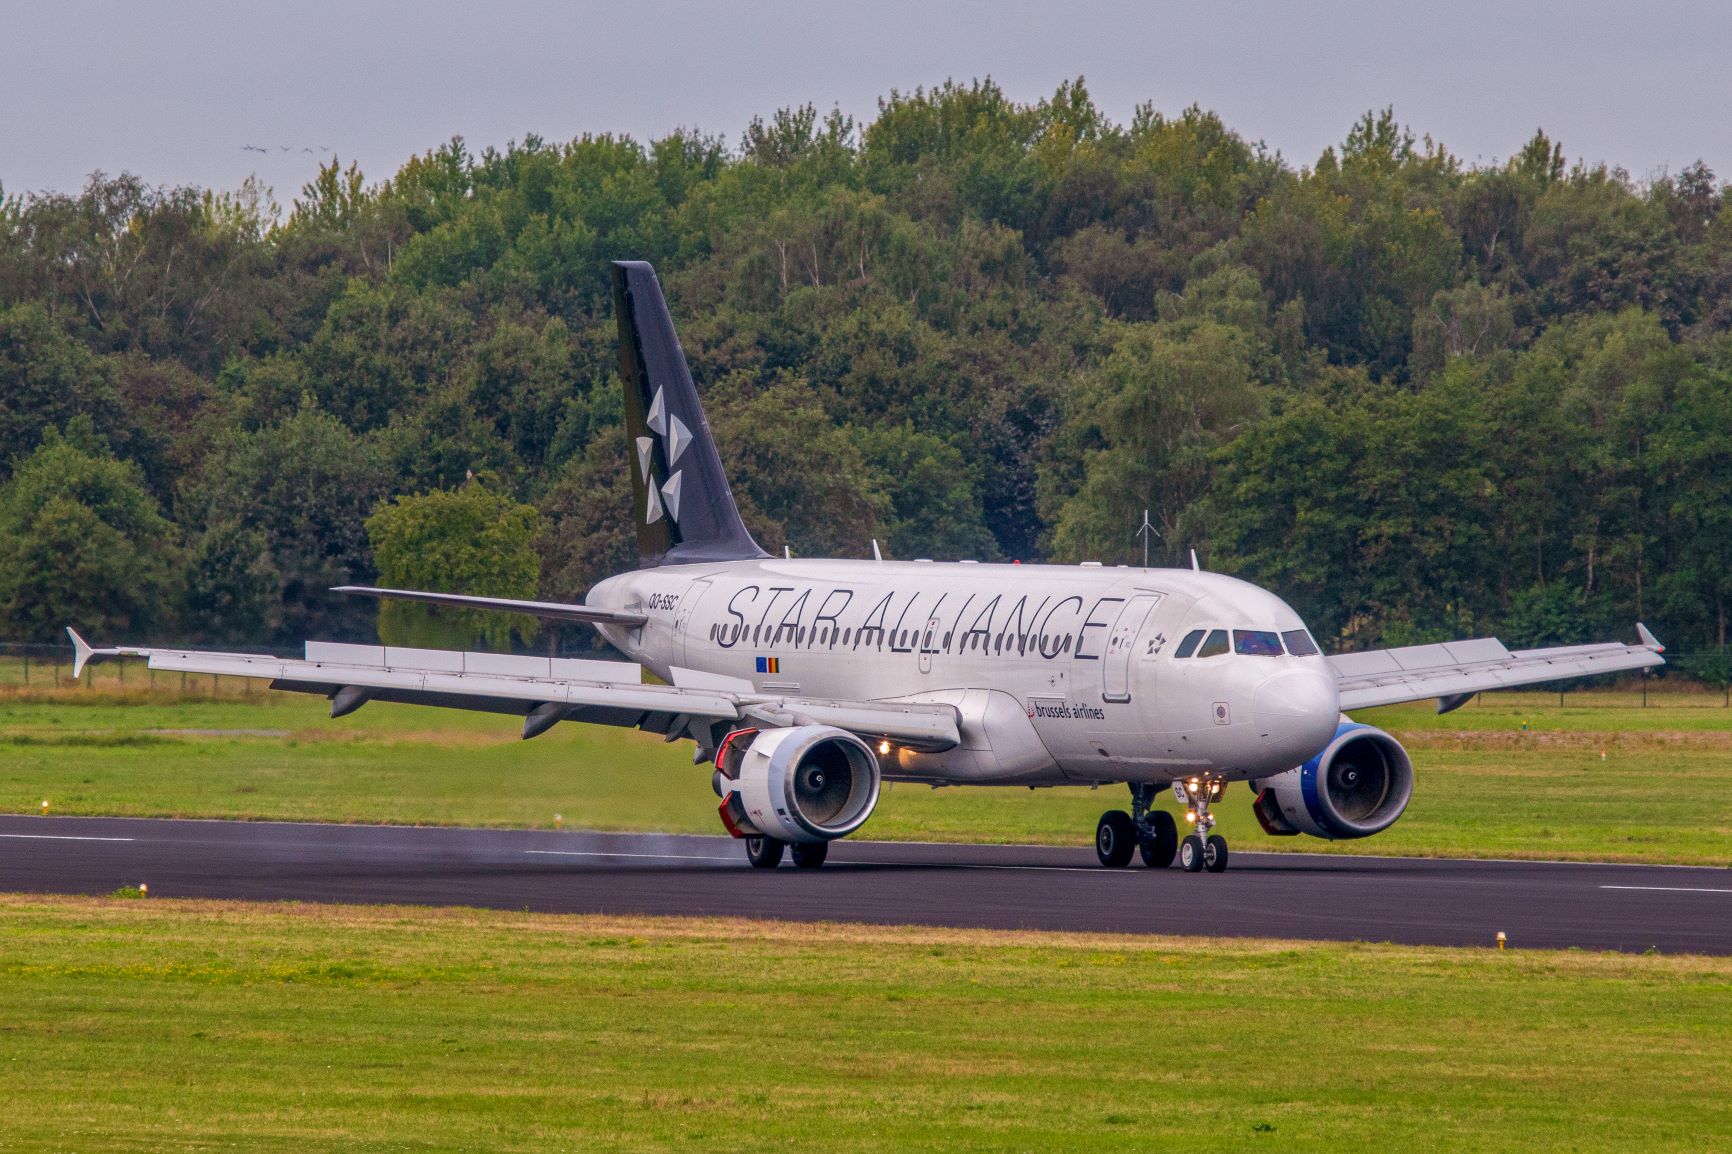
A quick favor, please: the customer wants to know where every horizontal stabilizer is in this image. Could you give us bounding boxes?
[332,586,647,628]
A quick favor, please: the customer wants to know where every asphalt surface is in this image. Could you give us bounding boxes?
[4,814,1730,953]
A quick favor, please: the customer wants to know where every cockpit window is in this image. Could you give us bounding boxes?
[1175,629,1206,658]
[1196,629,1230,658]
[1281,629,1320,657]
[1234,630,1284,656]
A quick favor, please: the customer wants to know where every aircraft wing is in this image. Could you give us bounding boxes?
[1330,624,1666,713]
[66,631,960,751]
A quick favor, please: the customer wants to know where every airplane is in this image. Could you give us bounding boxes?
[68,261,1667,872]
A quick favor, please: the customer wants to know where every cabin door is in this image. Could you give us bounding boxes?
[1101,594,1162,703]
[675,579,714,665]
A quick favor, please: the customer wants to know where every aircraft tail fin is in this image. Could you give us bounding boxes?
[611,261,766,568]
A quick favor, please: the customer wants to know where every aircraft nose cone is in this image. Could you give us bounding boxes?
[1254,669,1340,752]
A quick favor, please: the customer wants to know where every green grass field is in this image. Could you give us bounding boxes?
[0,894,1728,1152]
[3,678,1728,1149]
[1,678,1729,864]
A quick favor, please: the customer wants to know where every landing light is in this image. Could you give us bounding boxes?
[878,740,891,755]
[1185,811,1197,824]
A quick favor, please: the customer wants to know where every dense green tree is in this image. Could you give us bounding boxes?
[0,421,177,641]
[0,84,1728,661]
[366,480,541,650]
[191,404,391,642]
[1650,356,1732,646]
[709,376,890,557]
[856,425,998,561]
[0,302,120,472]
[182,522,278,644]
[537,426,638,608]
[1043,305,1267,565]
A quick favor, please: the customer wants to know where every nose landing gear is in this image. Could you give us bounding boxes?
[1174,777,1230,873]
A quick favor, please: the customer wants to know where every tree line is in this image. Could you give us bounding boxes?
[0,80,1728,668]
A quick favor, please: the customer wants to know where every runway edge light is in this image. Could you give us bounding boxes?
[1496,931,1507,950]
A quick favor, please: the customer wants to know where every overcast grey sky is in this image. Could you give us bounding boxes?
[2,0,1726,204]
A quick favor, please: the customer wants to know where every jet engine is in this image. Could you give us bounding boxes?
[712,725,881,843]
[1249,720,1413,840]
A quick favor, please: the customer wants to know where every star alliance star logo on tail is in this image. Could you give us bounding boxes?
[638,386,689,526]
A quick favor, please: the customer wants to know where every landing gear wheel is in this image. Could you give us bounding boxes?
[1095,810,1137,868]
[790,841,829,869]
[1180,834,1207,872]
[1139,810,1178,868]
[745,836,785,869]
[1204,834,1230,873]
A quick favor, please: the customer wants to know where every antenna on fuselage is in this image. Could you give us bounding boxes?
[1135,509,1160,569]
[784,545,792,559]
[872,539,883,562]
[1190,548,1202,572]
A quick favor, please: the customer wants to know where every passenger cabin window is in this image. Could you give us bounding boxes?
[1234,630,1284,657]
[1175,629,1206,658]
[1282,629,1320,657]
[1197,629,1230,658]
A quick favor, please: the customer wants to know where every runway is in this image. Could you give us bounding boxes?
[4,815,1730,953]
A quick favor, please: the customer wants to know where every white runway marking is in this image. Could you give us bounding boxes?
[0,833,136,842]
[525,849,737,862]
[1600,885,1732,894]
[950,863,1124,874]
[525,848,1121,874]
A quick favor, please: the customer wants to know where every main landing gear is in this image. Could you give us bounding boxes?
[1095,780,1228,872]
[1095,783,1179,869]
[744,836,830,869]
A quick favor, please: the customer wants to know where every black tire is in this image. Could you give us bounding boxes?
[1180,834,1206,872]
[790,841,829,869]
[1095,810,1136,868]
[1205,835,1230,873]
[745,836,785,869]
[1139,810,1178,868]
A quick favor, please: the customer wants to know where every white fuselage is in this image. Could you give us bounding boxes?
[588,559,1340,787]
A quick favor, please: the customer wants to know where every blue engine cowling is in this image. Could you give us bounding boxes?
[1249,720,1413,840]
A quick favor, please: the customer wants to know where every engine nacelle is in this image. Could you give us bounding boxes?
[711,725,881,843]
[1250,721,1413,840]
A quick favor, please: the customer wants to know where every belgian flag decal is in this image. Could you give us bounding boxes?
[755,656,780,674]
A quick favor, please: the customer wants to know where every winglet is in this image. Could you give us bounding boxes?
[1636,622,1664,652]
[66,627,121,679]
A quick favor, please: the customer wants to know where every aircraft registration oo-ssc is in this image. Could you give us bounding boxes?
[70,262,1667,872]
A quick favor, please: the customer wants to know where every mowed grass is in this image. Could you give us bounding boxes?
[0,894,1728,1152]
[0,682,1728,864]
